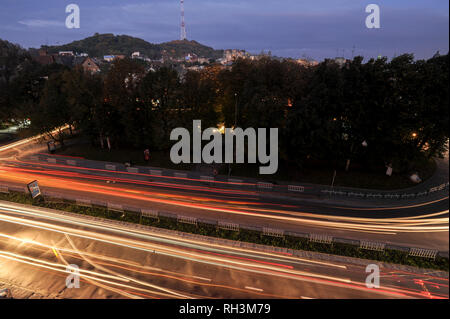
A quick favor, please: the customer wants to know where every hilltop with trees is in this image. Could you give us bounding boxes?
[37,33,223,60]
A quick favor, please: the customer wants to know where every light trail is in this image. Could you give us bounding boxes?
[0,130,448,299]
[0,203,446,299]
[0,169,447,235]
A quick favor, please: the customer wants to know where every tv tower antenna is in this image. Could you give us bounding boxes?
[180,0,187,40]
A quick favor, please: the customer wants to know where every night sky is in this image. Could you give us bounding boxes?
[0,0,448,60]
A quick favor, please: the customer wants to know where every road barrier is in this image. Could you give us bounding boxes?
[177,215,198,225]
[228,178,243,184]
[360,241,386,252]
[200,176,214,182]
[416,191,428,197]
[66,160,77,166]
[107,203,124,213]
[288,185,305,192]
[409,247,438,260]
[43,192,64,204]
[76,199,92,207]
[141,209,158,219]
[174,172,187,178]
[150,169,162,176]
[105,164,116,171]
[262,227,284,238]
[309,233,333,244]
[218,221,240,232]
[126,167,139,174]
[348,192,365,198]
[0,185,9,194]
[257,182,273,190]
[320,181,449,201]
[47,158,56,164]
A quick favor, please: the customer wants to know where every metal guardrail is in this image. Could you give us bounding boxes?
[257,182,274,190]
[321,182,449,201]
[309,233,333,244]
[0,185,9,194]
[360,241,386,252]
[141,209,158,219]
[218,220,239,232]
[262,227,284,238]
[177,215,198,225]
[409,247,438,260]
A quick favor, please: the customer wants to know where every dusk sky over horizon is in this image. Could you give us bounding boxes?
[0,0,448,60]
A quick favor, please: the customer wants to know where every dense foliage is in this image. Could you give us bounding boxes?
[1,37,448,174]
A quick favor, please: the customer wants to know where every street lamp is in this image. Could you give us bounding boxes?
[234,93,238,128]
[229,93,238,177]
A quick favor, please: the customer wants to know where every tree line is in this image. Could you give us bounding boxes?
[1,39,448,174]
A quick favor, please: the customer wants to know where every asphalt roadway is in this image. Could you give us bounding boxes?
[0,134,448,299]
[0,146,447,253]
[0,201,448,299]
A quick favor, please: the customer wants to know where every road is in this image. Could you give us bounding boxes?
[0,150,448,252]
[0,201,447,299]
[0,132,448,299]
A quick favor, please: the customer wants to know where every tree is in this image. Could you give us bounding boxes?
[103,58,145,147]
[139,67,181,149]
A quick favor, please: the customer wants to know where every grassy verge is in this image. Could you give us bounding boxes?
[1,191,447,271]
[56,143,436,190]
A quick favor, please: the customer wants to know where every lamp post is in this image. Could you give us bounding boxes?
[234,93,238,128]
[229,93,238,177]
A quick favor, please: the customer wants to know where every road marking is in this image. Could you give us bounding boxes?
[193,276,211,282]
[52,247,59,258]
[301,296,314,299]
[245,286,263,292]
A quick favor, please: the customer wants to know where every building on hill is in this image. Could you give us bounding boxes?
[104,55,125,62]
[59,51,74,56]
[223,49,247,63]
[74,57,100,74]
[185,53,198,63]
[296,58,319,67]
[104,55,115,62]
[33,49,55,65]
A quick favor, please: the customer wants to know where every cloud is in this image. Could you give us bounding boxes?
[18,19,64,28]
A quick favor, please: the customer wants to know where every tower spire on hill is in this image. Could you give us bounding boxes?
[181,0,187,40]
